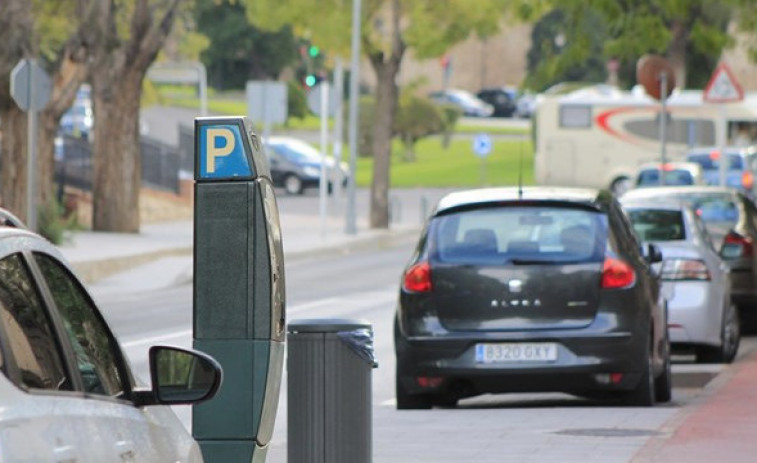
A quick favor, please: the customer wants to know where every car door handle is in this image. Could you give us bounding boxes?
[53,444,77,463]
[115,440,136,462]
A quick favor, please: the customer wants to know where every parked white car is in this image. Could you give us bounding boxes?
[0,210,222,462]
[621,200,740,363]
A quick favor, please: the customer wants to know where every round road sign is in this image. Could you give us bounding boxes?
[473,133,492,158]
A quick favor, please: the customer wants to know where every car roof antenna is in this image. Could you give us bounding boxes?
[517,139,524,200]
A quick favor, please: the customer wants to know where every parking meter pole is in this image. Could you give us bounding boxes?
[192,117,286,462]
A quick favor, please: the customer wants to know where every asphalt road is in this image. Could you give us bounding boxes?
[89,216,748,463]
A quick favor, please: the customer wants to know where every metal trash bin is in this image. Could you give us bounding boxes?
[287,318,378,463]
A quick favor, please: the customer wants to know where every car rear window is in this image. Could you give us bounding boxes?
[429,206,606,265]
[687,153,743,170]
[643,192,740,224]
[626,209,686,241]
[636,169,694,186]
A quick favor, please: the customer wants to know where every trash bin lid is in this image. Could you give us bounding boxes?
[287,318,372,333]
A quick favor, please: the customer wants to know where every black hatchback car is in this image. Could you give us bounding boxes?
[394,187,671,408]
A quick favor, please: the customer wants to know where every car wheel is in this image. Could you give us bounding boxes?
[696,303,740,364]
[624,335,655,407]
[284,174,304,195]
[396,375,431,410]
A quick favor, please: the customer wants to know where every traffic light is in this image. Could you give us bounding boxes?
[304,74,317,87]
[308,45,320,58]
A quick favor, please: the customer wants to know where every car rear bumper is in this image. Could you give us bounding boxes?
[395,330,645,397]
[665,281,722,346]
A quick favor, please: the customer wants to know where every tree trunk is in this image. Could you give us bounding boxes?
[369,60,400,229]
[0,108,29,218]
[367,0,404,230]
[90,69,143,232]
[668,20,688,89]
[84,0,181,232]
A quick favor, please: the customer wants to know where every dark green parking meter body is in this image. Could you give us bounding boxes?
[192,116,285,463]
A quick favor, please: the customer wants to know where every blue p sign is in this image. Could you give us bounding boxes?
[197,120,254,180]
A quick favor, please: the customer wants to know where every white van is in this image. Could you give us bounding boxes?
[533,84,757,194]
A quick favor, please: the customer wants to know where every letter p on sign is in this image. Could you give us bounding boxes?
[206,128,236,173]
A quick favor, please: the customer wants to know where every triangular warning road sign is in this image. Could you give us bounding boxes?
[704,63,744,103]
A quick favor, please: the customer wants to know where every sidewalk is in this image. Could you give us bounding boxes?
[58,209,420,286]
[631,348,757,462]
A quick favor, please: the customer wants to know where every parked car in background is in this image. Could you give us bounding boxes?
[685,146,757,199]
[395,187,671,409]
[264,136,350,195]
[476,87,518,118]
[428,89,494,118]
[620,200,740,363]
[514,92,537,118]
[59,84,93,140]
[0,210,222,462]
[633,162,705,188]
[621,186,757,330]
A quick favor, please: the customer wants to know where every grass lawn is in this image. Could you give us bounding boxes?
[355,137,534,188]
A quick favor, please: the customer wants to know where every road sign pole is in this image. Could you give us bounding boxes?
[659,72,668,186]
[27,110,38,231]
[346,0,362,235]
[718,104,728,187]
[319,82,330,239]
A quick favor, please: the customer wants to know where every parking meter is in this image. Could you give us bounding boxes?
[192,116,285,462]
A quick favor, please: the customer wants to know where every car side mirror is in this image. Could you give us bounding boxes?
[646,243,663,264]
[148,346,223,405]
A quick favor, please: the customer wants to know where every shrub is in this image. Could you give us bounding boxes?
[286,80,309,122]
[393,96,446,161]
[37,198,80,245]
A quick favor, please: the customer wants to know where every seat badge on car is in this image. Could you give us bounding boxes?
[508,279,523,293]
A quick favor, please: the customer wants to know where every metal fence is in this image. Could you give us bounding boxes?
[55,134,181,194]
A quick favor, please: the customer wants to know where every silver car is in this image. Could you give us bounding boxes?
[0,210,222,461]
[621,200,740,363]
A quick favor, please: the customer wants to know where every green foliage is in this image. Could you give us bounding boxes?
[37,198,79,245]
[527,1,735,90]
[393,96,446,161]
[438,104,463,149]
[357,97,376,158]
[286,80,309,121]
[194,0,297,89]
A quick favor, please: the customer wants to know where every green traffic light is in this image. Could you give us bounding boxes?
[305,75,317,87]
[308,45,320,58]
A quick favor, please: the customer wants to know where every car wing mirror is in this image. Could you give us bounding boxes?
[148,346,223,405]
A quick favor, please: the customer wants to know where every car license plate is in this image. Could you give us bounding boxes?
[475,343,558,363]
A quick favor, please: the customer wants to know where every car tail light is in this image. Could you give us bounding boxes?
[709,150,720,161]
[661,259,710,281]
[601,257,636,289]
[722,231,754,258]
[403,262,432,293]
[743,171,754,190]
